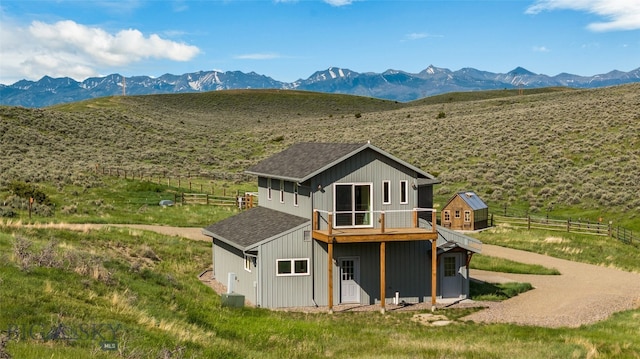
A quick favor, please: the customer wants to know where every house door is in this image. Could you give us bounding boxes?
[441,254,462,298]
[334,183,372,227]
[340,257,360,303]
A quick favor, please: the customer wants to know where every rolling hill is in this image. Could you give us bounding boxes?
[1,84,639,227]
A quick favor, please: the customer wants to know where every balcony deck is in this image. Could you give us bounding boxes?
[313,227,438,243]
[312,208,438,244]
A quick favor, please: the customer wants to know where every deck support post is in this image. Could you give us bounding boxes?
[380,241,386,314]
[328,241,334,314]
[431,238,437,312]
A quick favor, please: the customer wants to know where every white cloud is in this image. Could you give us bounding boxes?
[323,0,354,6]
[0,19,200,84]
[275,0,354,6]
[234,53,283,60]
[403,32,443,41]
[526,0,640,31]
[533,45,551,52]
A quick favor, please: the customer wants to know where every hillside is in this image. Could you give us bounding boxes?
[1,85,639,227]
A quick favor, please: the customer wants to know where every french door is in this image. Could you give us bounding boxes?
[334,183,373,228]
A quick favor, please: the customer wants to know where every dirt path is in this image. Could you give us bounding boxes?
[464,244,640,328]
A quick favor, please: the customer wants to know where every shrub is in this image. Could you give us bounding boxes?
[0,206,16,218]
[436,111,446,119]
[6,180,52,205]
[13,236,33,271]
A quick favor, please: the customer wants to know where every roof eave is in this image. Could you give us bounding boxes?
[202,228,248,252]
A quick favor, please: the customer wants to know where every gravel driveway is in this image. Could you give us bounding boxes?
[464,244,640,328]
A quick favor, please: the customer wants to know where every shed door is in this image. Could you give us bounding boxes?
[441,254,462,298]
[340,257,360,303]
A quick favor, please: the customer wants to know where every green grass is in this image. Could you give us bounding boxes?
[2,83,640,357]
[471,226,640,273]
[470,281,534,301]
[470,254,561,275]
[1,225,639,358]
[1,177,251,227]
[3,84,640,229]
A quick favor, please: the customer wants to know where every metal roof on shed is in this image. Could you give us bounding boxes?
[456,191,488,211]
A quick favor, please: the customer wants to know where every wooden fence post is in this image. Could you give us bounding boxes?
[527,215,531,230]
[567,218,570,232]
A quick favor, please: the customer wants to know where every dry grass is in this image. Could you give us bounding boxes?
[1,84,639,227]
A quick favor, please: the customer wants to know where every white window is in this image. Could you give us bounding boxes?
[294,183,299,207]
[444,210,451,222]
[279,180,285,203]
[464,210,471,223]
[244,255,252,272]
[276,258,310,276]
[400,180,408,204]
[267,178,272,200]
[382,180,391,204]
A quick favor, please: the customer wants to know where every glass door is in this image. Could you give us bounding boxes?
[334,183,372,227]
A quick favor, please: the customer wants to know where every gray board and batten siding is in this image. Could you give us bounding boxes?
[204,142,479,308]
[247,142,440,228]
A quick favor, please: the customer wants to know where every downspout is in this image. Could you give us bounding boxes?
[211,237,215,280]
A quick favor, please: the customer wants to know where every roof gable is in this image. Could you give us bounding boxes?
[203,206,309,250]
[246,142,438,183]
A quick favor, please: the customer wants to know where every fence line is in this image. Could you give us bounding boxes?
[96,164,254,196]
[179,192,258,209]
[492,213,636,246]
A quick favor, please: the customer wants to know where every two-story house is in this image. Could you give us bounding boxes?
[203,142,482,311]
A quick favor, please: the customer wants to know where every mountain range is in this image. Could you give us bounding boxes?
[1,65,639,108]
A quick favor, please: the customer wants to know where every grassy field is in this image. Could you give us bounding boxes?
[1,86,640,358]
[1,225,639,359]
[1,84,639,229]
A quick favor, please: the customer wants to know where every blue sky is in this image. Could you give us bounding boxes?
[1,0,638,85]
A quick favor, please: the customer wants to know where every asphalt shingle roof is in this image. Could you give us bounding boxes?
[246,142,366,182]
[203,206,309,250]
